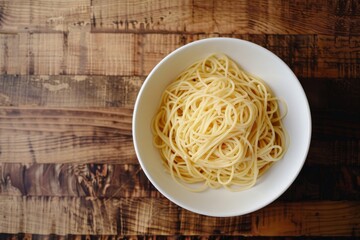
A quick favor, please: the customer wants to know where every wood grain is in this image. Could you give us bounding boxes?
[0,106,358,166]
[0,236,358,240]
[0,163,359,201]
[0,0,359,237]
[1,236,358,240]
[0,33,140,75]
[91,0,360,35]
[0,197,358,236]
[0,107,135,164]
[1,33,359,80]
[1,0,359,35]
[0,75,143,107]
[0,0,90,33]
[0,74,358,166]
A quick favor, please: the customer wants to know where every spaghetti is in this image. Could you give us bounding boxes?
[152,54,287,191]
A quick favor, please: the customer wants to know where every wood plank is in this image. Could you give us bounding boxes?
[307,138,360,166]
[1,163,359,201]
[0,0,90,33]
[0,32,139,75]
[140,34,360,80]
[91,0,360,35]
[279,165,360,201]
[91,0,201,33]
[0,163,158,198]
[0,75,144,107]
[0,196,118,235]
[0,107,136,164]
[311,111,360,139]
[251,201,360,236]
[316,35,360,79]
[1,73,359,117]
[1,0,359,35]
[1,34,359,79]
[300,78,360,114]
[0,197,358,236]
[0,106,358,165]
[1,75,358,119]
[0,236,357,240]
[0,75,141,166]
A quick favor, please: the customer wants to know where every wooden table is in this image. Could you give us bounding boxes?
[0,0,359,238]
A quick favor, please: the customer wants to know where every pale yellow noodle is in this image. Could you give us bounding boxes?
[152,54,287,192]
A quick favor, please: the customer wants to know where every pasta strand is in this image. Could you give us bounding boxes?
[152,54,287,192]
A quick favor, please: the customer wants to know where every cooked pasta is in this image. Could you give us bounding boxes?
[152,54,287,192]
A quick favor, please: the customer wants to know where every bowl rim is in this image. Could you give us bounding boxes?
[132,37,312,217]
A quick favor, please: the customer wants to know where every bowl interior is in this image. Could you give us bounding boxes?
[133,38,311,217]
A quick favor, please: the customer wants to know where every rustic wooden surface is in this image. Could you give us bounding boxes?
[0,0,359,238]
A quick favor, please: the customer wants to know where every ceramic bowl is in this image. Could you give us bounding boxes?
[133,38,311,217]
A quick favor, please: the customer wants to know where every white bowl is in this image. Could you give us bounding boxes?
[133,37,311,217]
